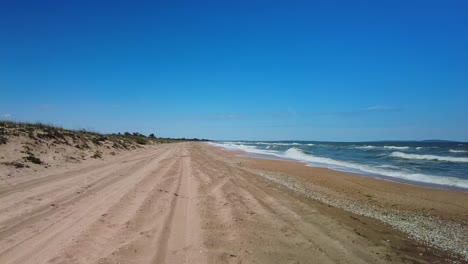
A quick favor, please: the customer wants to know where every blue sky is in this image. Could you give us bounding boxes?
[1,0,467,141]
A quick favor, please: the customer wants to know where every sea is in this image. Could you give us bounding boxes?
[209,141,468,191]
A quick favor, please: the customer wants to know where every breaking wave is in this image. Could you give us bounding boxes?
[355,145,377,149]
[384,146,410,150]
[449,149,468,153]
[390,152,468,163]
[281,148,468,188]
[208,142,468,189]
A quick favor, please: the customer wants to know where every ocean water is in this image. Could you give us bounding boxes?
[209,141,468,190]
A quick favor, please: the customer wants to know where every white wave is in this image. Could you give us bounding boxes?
[377,164,399,169]
[306,143,315,146]
[390,152,468,163]
[251,142,273,145]
[284,149,468,188]
[415,147,436,150]
[355,145,377,149]
[271,142,301,146]
[248,142,302,146]
[282,148,378,173]
[209,143,468,189]
[223,141,249,145]
[384,146,410,150]
[208,142,278,156]
[280,148,468,189]
[449,149,468,153]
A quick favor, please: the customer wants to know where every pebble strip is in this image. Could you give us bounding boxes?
[252,169,468,261]
[208,151,468,261]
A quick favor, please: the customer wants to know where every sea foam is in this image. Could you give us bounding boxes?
[209,142,468,189]
[384,146,410,150]
[251,142,302,146]
[208,142,277,156]
[449,149,468,153]
[390,152,468,163]
[280,148,468,189]
[355,145,377,149]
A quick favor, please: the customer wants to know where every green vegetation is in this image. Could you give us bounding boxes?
[20,144,44,164]
[0,120,210,148]
[0,126,8,144]
[1,161,29,168]
[0,135,7,145]
[24,155,43,164]
[135,137,147,145]
[91,150,102,159]
[91,135,107,146]
[0,120,211,169]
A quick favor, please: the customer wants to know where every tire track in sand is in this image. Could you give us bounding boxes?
[0,145,176,264]
[152,148,206,264]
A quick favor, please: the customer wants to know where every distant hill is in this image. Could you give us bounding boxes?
[420,139,460,143]
[367,139,462,143]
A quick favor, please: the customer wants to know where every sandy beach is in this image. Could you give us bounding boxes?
[3,0,468,262]
[1,142,467,263]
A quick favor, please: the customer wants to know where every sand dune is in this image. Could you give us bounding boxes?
[0,142,466,263]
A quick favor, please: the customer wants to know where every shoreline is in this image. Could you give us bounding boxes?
[206,143,468,261]
[209,140,468,192]
[243,152,468,193]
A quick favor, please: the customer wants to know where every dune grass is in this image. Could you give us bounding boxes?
[0,120,209,147]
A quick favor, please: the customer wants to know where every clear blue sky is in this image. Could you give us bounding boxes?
[1,0,467,141]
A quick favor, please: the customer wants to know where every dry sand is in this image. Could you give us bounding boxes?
[0,142,467,263]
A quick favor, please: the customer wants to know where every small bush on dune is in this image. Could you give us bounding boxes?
[36,128,65,140]
[1,161,29,168]
[135,138,147,145]
[1,121,208,154]
[92,135,107,146]
[91,151,102,159]
[24,155,43,164]
[27,131,36,139]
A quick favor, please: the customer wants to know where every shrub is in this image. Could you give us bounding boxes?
[91,151,102,159]
[25,155,43,164]
[27,131,36,139]
[0,135,7,145]
[135,138,147,145]
[1,161,29,168]
[92,138,102,146]
[120,142,129,149]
